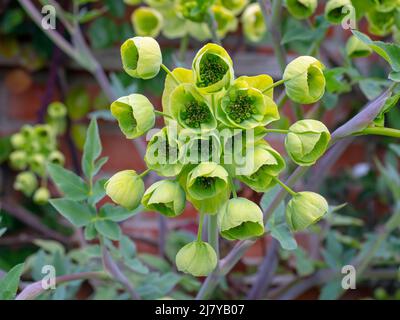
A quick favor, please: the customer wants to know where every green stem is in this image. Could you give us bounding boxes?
[262,79,285,94]
[139,169,151,178]
[355,127,400,139]
[161,64,180,85]
[208,215,219,258]
[178,33,189,64]
[206,9,221,45]
[272,177,297,196]
[154,110,174,119]
[264,129,289,134]
[197,213,205,242]
[229,176,238,198]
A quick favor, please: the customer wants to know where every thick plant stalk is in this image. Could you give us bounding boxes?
[196,87,394,299]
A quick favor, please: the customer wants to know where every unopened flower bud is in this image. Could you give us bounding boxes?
[33,187,50,205]
[9,150,28,170]
[14,171,38,196]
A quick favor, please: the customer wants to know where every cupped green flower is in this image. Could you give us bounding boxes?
[14,171,38,196]
[286,191,328,231]
[169,84,217,132]
[285,119,330,166]
[145,127,183,177]
[121,37,162,80]
[241,3,267,43]
[179,129,222,164]
[283,56,326,104]
[105,170,145,210]
[47,102,67,119]
[237,141,285,192]
[33,187,50,205]
[132,7,163,38]
[212,5,238,38]
[29,153,46,176]
[111,94,155,139]
[217,76,279,129]
[373,0,400,13]
[192,43,234,94]
[176,241,217,277]
[324,0,353,24]
[218,0,248,15]
[33,124,56,151]
[48,150,65,166]
[366,9,395,36]
[286,0,318,19]
[218,197,264,240]
[142,180,186,217]
[161,9,187,39]
[187,21,212,41]
[10,132,26,149]
[186,162,229,213]
[9,150,28,170]
[176,0,213,22]
[345,35,373,58]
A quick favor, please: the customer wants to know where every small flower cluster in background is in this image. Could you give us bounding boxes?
[8,102,67,205]
[105,36,331,277]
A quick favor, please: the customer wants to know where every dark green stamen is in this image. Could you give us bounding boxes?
[226,94,255,123]
[198,54,228,87]
[181,100,211,128]
[196,176,215,189]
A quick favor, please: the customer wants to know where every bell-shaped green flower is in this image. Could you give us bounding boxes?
[176,0,213,22]
[212,5,238,38]
[286,191,328,231]
[29,153,46,176]
[121,37,162,80]
[9,150,28,170]
[192,43,234,94]
[14,171,38,196]
[47,102,67,119]
[179,129,222,164]
[286,0,318,20]
[366,10,395,36]
[33,187,50,205]
[217,75,279,129]
[373,0,399,13]
[161,9,187,39]
[105,170,145,210]
[345,35,373,58]
[145,127,183,177]
[169,84,217,132]
[218,0,248,15]
[111,94,155,139]
[218,197,264,240]
[285,119,330,166]
[241,3,267,43]
[324,0,352,24]
[186,162,229,213]
[131,7,163,38]
[33,124,56,151]
[10,132,26,149]
[48,150,65,166]
[142,180,186,217]
[176,241,217,277]
[187,21,212,41]
[237,141,285,192]
[283,56,326,104]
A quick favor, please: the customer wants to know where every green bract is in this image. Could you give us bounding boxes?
[13,171,38,197]
[192,43,234,94]
[283,56,326,104]
[241,3,266,43]
[324,0,352,24]
[132,7,163,38]
[33,187,50,205]
[121,37,162,79]
[346,35,373,58]
[110,94,155,139]
[237,141,285,192]
[176,241,217,276]
[142,180,186,217]
[286,191,328,231]
[169,84,217,131]
[285,119,331,166]
[145,127,183,177]
[105,170,145,210]
[217,75,279,129]
[286,0,318,20]
[366,10,395,36]
[218,197,264,240]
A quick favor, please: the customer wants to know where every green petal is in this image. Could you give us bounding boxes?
[324,0,353,24]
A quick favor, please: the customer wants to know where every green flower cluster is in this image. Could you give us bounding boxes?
[9,102,67,204]
[126,0,248,41]
[108,36,330,277]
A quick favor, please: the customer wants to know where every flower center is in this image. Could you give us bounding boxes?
[181,100,211,128]
[198,54,228,87]
[196,176,215,189]
[226,94,255,123]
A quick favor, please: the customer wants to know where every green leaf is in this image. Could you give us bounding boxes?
[293,247,315,276]
[66,86,90,120]
[120,235,137,260]
[359,78,390,101]
[0,136,12,164]
[373,92,400,127]
[260,186,280,212]
[100,204,141,222]
[84,223,97,240]
[88,17,117,49]
[104,0,125,17]
[267,202,297,251]
[47,163,89,200]
[319,280,343,300]
[88,178,107,207]
[95,220,121,240]
[50,199,94,227]
[33,239,65,255]
[82,118,102,181]
[125,258,149,275]
[0,263,24,300]
[389,72,400,82]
